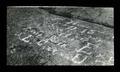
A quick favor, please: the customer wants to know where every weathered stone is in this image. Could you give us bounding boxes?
[7,6,114,65]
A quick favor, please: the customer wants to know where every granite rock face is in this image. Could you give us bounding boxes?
[7,6,114,65]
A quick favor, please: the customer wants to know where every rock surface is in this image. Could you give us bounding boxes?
[40,6,114,28]
[7,6,114,65]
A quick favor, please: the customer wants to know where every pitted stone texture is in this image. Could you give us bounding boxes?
[7,7,114,65]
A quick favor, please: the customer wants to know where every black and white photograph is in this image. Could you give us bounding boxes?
[7,6,114,66]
